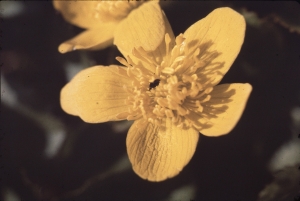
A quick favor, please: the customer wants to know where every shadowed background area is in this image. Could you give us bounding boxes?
[1,1,300,201]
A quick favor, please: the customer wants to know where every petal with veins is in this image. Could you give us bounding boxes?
[53,1,101,29]
[60,65,131,123]
[184,7,246,86]
[58,22,117,53]
[127,118,199,182]
[114,2,165,56]
[199,83,252,136]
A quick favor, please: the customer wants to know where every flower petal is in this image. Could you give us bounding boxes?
[148,11,176,66]
[58,23,116,53]
[184,7,246,86]
[53,1,102,29]
[114,2,165,56]
[115,11,175,74]
[126,118,199,182]
[60,65,132,123]
[199,83,252,136]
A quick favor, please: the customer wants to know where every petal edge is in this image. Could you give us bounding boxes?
[199,83,252,136]
[114,2,165,56]
[184,7,246,86]
[127,118,199,182]
[58,23,116,53]
[60,65,131,123]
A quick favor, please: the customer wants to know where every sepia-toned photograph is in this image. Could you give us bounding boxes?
[1,1,300,201]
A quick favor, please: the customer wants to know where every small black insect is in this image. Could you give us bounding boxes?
[149,79,160,90]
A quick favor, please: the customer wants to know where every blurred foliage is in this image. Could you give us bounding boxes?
[1,1,300,201]
[257,164,300,201]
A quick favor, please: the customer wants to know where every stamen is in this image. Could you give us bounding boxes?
[116,56,131,67]
[162,67,175,75]
[175,33,185,45]
[165,33,171,55]
[117,32,214,130]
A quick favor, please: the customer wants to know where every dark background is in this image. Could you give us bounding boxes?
[1,1,300,201]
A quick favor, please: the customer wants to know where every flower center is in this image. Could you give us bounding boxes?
[94,1,143,22]
[117,33,216,129]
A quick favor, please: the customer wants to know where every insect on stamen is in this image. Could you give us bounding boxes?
[149,79,160,90]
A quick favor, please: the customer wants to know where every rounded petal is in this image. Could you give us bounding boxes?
[114,2,165,56]
[58,23,116,53]
[60,65,132,123]
[53,1,102,29]
[184,7,246,86]
[118,10,175,74]
[199,83,252,136]
[126,118,199,182]
[149,11,176,66]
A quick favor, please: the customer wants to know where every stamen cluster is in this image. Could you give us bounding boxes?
[117,33,216,129]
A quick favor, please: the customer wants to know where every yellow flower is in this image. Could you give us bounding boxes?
[60,7,252,182]
[53,1,163,53]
